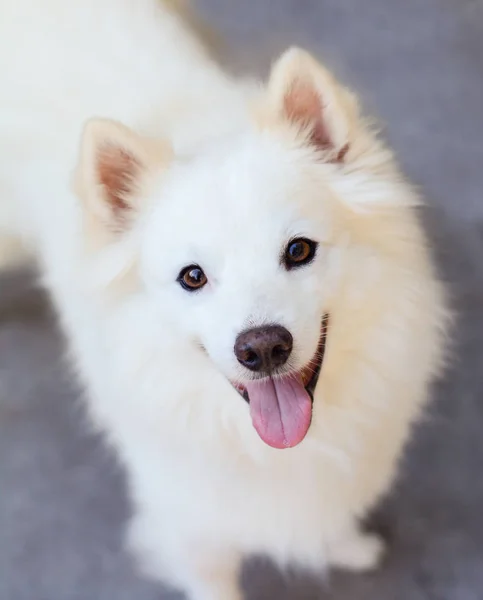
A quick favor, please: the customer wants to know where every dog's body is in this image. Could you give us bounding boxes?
[0,1,448,598]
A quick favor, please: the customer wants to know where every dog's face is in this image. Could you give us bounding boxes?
[140,137,340,448]
[75,48,394,449]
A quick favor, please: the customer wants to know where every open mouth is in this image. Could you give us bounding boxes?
[233,315,329,449]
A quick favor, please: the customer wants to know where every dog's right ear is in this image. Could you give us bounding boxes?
[74,118,171,234]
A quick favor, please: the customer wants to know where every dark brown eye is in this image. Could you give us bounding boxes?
[178,265,208,291]
[283,237,317,270]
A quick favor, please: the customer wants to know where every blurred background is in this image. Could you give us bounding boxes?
[1,1,482,598]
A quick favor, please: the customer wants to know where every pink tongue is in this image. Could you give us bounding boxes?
[245,374,313,449]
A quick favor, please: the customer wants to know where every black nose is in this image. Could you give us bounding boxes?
[234,325,293,373]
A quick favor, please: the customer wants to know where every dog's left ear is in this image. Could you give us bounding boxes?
[75,118,171,234]
[268,47,359,162]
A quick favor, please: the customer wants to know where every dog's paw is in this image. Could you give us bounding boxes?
[328,532,386,573]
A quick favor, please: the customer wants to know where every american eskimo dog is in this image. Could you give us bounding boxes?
[0,0,448,598]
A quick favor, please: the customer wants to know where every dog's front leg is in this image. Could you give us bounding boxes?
[326,525,386,572]
[127,511,243,599]
[180,548,243,600]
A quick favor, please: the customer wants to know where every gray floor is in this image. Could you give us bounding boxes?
[1,1,483,598]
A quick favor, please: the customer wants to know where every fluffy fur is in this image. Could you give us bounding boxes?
[0,1,448,598]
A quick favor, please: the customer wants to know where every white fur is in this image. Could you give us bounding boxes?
[0,1,448,599]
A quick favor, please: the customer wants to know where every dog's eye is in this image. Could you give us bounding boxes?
[178,265,208,291]
[283,238,318,270]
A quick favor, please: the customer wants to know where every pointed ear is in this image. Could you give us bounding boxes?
[74,118,171,233]
[267,47,359,162]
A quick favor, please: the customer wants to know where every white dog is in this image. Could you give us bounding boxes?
[0,1,448,598]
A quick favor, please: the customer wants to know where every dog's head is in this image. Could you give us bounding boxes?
[74,48,423,449]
